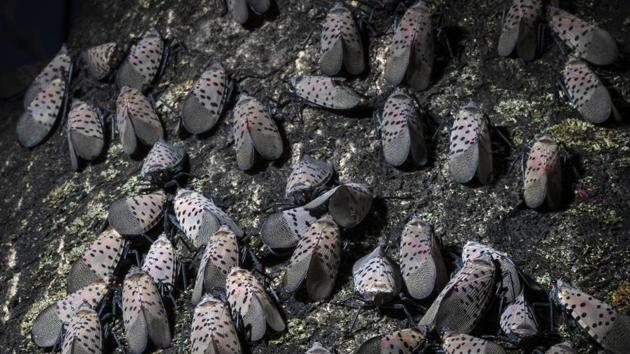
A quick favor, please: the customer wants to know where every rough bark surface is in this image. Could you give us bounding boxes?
[0,0,629,353]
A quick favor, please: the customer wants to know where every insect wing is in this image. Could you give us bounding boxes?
[562,58,615,123]
[182,63,229,134]
[284,215,341,301]
[61,307,102,354]
[291,76,363,110]
[448,102,492,184]
[68,228,125,293]
[499,292,538,339]
[352,246,402,305]
[192,226,239,304]
[260,207,317,255]
[400,218,447,300]
[419,255,496,334]
[17,78,67,148]
[498,0,542,61]
[523,135,561,209]
[553,280,630,353]
[108,191,166,235]
[547,7,618,65]
[226,268,285,341]
[285,154,334,204]
[174,189,243,247]
[443,333,506,354]
[123,268,171,353]
[142,234,175,287]
[191,294,242,354]
[67,99,104,164]
[116,29,164,90]
[24,45,71,108]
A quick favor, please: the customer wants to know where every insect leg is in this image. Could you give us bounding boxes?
[346,305,364,335]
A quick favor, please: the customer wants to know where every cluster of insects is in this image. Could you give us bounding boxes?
[17,0,628,353]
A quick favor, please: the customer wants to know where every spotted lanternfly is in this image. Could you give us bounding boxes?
[303,183,372,228]
[141,140,186,186]
[82,42,124,80]
[289,75,364,110]
[462,241,522,304]
[32,281,108,348]
[399,217,447,300]
[497,0,543,61]
[441,332,506,354]
[353,246,402,306]
[228,0,271,24]
[319,2,365,76]
[108,190,166,235]
[306,342,332,354]
[552,280,630,354]
[142,234,175,289]
[285,154,334,205]
[173,188,243,247]
[500,292,538,341]
[190,293,242,354]
[226,267,285,341]
[448,101,493,185]
[380,88,428,167]
[66,99,104,170]
[419,253,497,334]
[17,77,67,148]
[384,1,433,90]
[232,93,283,171]
[115,86,164,155]
[181,62,230,135]
[192,226,239,304]
[67,227,125,293]
[283,215,341,301]
[116,29,164,91]
[561,58,618,124]
[356,328,427,354]
[61,305,102,354]
[123,267,171,353]
[260,206,317,255]
[24,45,71,108]
[547,7,618,66]
[545,341,577,354]
[523,134,562,210]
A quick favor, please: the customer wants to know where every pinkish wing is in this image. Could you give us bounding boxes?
[400,218,446,300]
[17,78,66,148]
[116,30,163,90]
[61,308,102,354]
[123,268,171,353]
[562,58,614,123]
[67,99,104,163]
[260,206,317,254]
[283,216,340,301]
[292,76,362,110]
[285,154,333,201]
[418,255,496,334]
[24,45,71,108]
[191,295,242,354]
[83,42,119,80]
[56,281,108,324]
[191,227,239,304]
[182,63,229,134]
[80,228,125,284]
[523,135,560,208]
[141,234,175,286]
[108,191,166,235]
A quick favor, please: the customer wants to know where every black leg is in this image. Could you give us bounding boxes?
[346,305,364,335]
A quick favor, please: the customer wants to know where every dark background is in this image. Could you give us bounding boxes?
[0,0,629,353]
